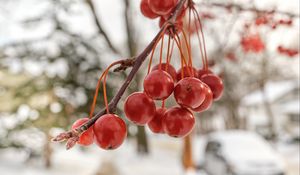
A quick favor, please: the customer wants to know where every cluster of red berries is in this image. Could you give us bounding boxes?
[140,0,185,30]
[68,0,224,151]
[124,64,223,138]
[70,64,223,149]
[255,15,293,29]
[277,46,299,57]
[241,34,265,53]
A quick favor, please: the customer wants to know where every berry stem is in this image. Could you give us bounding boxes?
[165,35,172,72]
[174,34,192,76]
[192,7,209,70]
[89,60,124,118]
[192,10,206,70]
[147,24,170,74]
[159,34,165,70]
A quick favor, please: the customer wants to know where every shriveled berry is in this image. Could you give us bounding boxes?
[124,92,156,125]
[93,114,127,150]
[144,70,174,100]
[72,118,94,146]
[162,107,195,137]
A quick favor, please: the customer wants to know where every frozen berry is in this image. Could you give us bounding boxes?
[162,107,195,137]
[144,70,174,100]
[124,92,156,125]
[93,114,127,150]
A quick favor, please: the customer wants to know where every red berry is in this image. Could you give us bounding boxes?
[148,108,167,133]
[198,69,213,78]
[93,114,127,150]
[124,92,156,125]
[162,107,195,137]
[72,118,94,146]
[200,74,224,100]
[174,77,206,108]
[140,0,159,19]
[192,85,213,112]
[148,0,178,16]
[144,70,174,100]
[152,63,177,81]
[176,66,198,81]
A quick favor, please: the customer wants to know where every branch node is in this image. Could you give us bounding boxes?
[113,57,136,72]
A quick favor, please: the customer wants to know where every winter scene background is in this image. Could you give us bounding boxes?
[0,0,299,175]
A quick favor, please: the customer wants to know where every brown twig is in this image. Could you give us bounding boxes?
[113,57,136,72]
[86,0,120,54]
[52,0,188,149]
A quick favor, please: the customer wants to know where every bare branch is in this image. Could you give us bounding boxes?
[86,0,120,54]
[196,2,299,18]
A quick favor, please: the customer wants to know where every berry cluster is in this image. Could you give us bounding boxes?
[124,64,223,138]
[241,34,265,53]
[277,45,299,57]
[67,0,223,150]
[241,13,298,56]
[140,0,185,32]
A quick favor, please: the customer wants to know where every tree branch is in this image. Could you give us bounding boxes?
[197,1,299,18]
[52,0,188,149]
[86,0,120,54]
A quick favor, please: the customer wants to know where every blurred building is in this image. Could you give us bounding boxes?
[241,80,300,140]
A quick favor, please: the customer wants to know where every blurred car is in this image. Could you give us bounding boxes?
[203,130,285,175]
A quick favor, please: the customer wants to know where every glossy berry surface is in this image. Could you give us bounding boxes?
[151,63,177,81]
[198,69,212,79]
[200,74,224,100]
[72,118,94,146]
[192,84,213,112]
[148,108,167,133]
[148,0,177,16]
[93,114,127,150]
[176,66,198,81]
[124,92,156,125]
[144,70,174,100]
[162,107,195,137]
[174,77,206,108]
[140,0,159,19]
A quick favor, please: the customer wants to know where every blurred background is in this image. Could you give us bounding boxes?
[0,0,299,175]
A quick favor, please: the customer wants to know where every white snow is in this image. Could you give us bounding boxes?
[281,100,300,114]
[242,80,299,106]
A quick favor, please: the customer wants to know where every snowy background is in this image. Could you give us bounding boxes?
[0,0,299,175]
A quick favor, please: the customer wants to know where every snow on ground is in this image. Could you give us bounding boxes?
[0,136,191,175]
[0,134,298,175]
[276,142,300,175]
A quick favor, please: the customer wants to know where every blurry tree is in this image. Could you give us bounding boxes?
[194,1,299,139]
[0,0,149,167]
